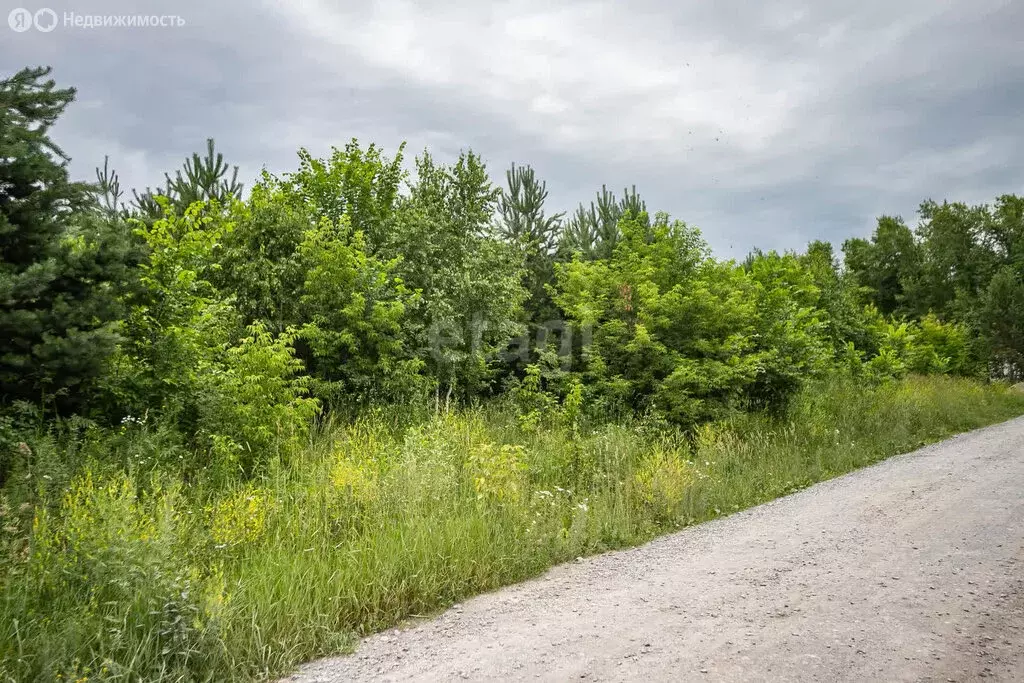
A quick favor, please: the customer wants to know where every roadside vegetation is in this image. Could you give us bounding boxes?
[2,66,1023,682]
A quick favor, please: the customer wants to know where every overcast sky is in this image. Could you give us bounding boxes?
[4,0,1023,257]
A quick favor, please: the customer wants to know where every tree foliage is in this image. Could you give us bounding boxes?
[5,63,1024,681]
[132,138,243,218]
[560,184,648,261]
[3,63,1024,480]
[0,67,131,414]
[497,163,564,323]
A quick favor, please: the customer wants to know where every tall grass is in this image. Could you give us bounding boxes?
[2,375,1023,682]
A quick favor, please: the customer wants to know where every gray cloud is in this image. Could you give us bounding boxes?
[3,0,1022,258]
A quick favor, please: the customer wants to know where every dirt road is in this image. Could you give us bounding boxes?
[286,417,1024,682]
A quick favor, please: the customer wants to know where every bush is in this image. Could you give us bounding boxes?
[555,217,832,425]
[196,323,320,479]
[632,445,694,525]
[296,216,424,406]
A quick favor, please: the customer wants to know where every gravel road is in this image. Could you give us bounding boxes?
[285,416,1024,682]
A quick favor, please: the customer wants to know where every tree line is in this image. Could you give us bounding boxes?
[2,65,1022,482]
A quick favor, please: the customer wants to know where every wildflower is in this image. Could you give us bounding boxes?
[330,456,379,506]
[634,448,694,523]
[208,485,275,547]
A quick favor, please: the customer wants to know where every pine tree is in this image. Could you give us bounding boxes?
[131,138,243,217]
[496,162,564,322]
[0,66,129,413]
[559,184,648,260]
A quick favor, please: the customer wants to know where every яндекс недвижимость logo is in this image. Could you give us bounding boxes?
[8,8,184,32]
[8,7,57,32]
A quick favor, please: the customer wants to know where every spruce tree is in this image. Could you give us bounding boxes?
[0,66,129,413]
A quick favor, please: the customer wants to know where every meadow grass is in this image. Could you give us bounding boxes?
[2,374,1023,682]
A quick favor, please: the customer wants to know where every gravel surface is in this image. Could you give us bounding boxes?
[284,417,1024,682]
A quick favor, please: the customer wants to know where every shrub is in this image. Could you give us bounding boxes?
[467,442,527,506]
[632,446,694,525]
[197,323,320,478]
[555,217,832,425]
[296,216,424,406]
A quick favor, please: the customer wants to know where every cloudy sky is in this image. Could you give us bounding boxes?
[4,0,1023,256]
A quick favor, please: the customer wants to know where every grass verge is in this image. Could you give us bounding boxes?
[2,374,1023,682]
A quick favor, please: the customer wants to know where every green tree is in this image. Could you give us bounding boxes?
[276,140,406,252]
[212,175,310,331]
[496,162,564,323]
[842,215,920,316]
[989,195,1024,272]
[132,138,243,218]
[107,198,318,476]
[214,141,408,335]
[555,213,767,424]
[390,151,527,404]
[0,66,130,414]
[981,266,1024,379]
[908,199,998,321]
[743,250,829,409]
[799,240,867,353]
[105,199,242,421]
[296,214,424,406]
[559,184,648,260]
